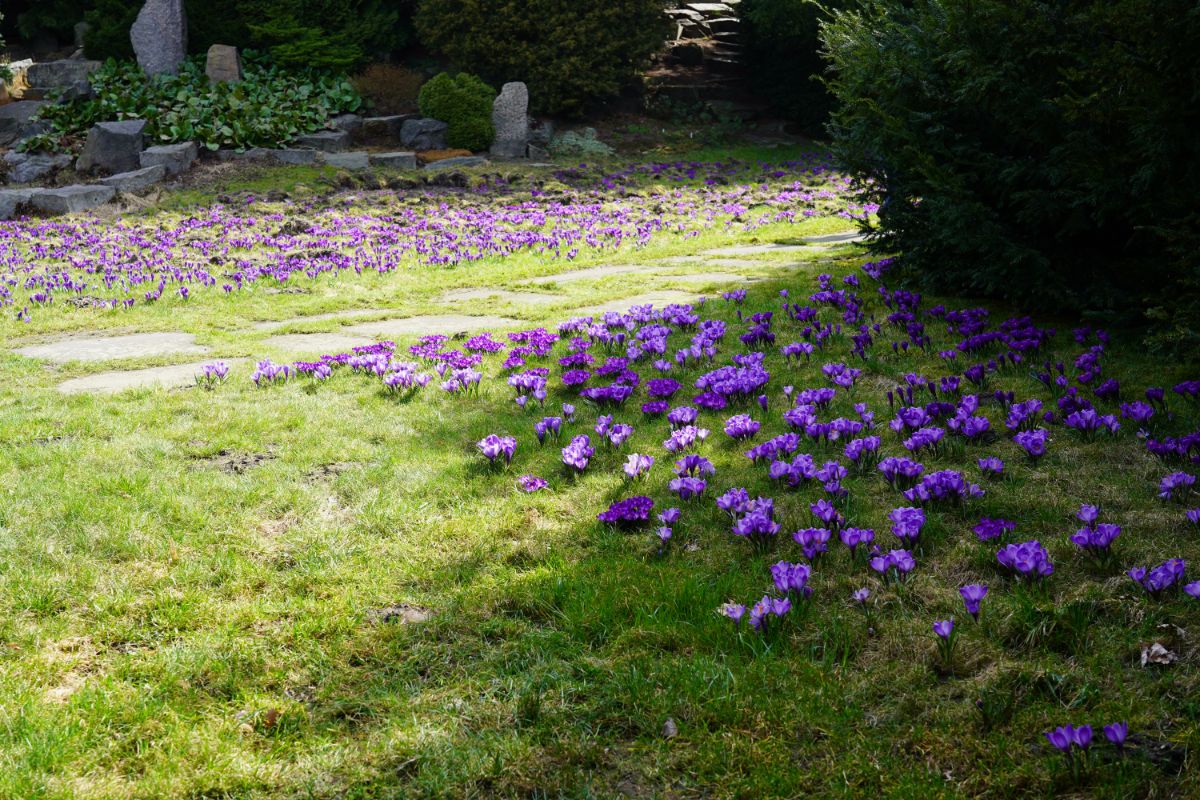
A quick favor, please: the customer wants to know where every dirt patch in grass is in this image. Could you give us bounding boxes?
[367,604,432,625]
[306,462,358,482]
[194,449,276,474]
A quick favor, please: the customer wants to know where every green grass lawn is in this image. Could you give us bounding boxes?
[0,154,1197,799]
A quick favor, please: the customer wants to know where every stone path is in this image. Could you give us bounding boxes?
[656,256,766,268]
[700,243,809,257]
[261,333,377,354]
[438,288,564,306]
[656,271,759,286]
[803,231,865,245]
[342,314,524,339]
[251,310,385,332]
[58,359,244,394]
[15,332,207,363]
[519,264,661,286]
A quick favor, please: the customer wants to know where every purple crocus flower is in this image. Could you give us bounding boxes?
[887,507,926,545]
[1185,581,1200,598]
[839,526,874,555]
[1128,558,1186,597]
[561,434,594,473]
[623,453,654,479]
[1103,722,1128,750]
[669,476,707,501]
[959,584,988,621]
[932,619,954,640]
[1045,726,1074,754]
[770,561,813,598]
[720,603,747,625]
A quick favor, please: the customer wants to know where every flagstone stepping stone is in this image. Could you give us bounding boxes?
[251,309,386,332]
[802,231,866,245]
[342,314,524,339]
[569,291,701,318]
[656,271,760,286]
[15,332,207,364]
[656,256,765,268]
[700,243,810,256]
[520,264,660,286]
[58,359,244,395]
[262,333,376,354]
[439,288,563,306]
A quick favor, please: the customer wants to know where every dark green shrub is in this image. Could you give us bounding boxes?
[352,63,426,115]
[415,0,667,117]
[76,0,412,71]
[821,0,1200,348]
[740,0,856,135]
[22,53,362,153]
[417,72,495,151]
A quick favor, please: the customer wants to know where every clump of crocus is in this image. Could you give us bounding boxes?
[932,618,956,668]
[597,496,654,528]
[1045,724,1094,777]
[518,474,548,493]
[561,434,594,473]
[839,527,875,558]
[794,527,832,561]
[534,416,562,445]
[878,456,925,488]
[770,561,814,601]
[1069,503,1121,566]
[996,540,1054,580]
[977,456,1004,479]
[869,548,916,584]
[973,517,1016,542]
[1128,558,1186,598]
[723,414,760,440]
[478,434,517,466]
[888,506,926,546]
[1014,428,1049,462]
[959,584,988,621]
[196,361,229,390]
[623,453,654,480]
[1158,471,1196,503]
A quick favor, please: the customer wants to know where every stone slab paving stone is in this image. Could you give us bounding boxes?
[262,333,377,354]
[569,291,701,318]
[322,151,370,170]
[343,314,524,339]
[802,231,865,245]
[0,188,45,219]
[251,309,387,332]
[58,359,245,395]
[656,256,766,268]
[369,151,418,169]
[424,156,487,170]
[520,264,662,286]
[140,142,198,176]
[14,332,207,363]
[439,288,564,306]
[656,271,761,286]
[700,243,811,256]
[294,130,350,152]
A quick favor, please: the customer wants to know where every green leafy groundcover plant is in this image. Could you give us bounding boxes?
[820,0,1200,350]
[21,52,362,153]
[417,72,495,152]
[415,0,666,116]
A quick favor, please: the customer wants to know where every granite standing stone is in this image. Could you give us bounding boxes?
[490,82,529,158]
[140,142,198,175]
[130,0,188,77]
[400,118,448,151]
[205,44,242,83]
[76,120,147,174]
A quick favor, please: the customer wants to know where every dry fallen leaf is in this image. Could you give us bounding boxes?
[662,717,678,739]
[1141,642,1177,667]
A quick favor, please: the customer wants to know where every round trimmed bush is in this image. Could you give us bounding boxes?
[415,0,666,117]
[417,72,495,152]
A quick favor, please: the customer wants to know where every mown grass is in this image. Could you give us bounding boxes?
[0,156,1197,799]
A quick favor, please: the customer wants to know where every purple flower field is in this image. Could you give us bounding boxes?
[2,152,1197,797]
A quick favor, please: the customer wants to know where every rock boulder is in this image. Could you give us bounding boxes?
[490,82,530,159]
[130,0,188,76]
[76,120,147,174]
[400,119,448,151]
